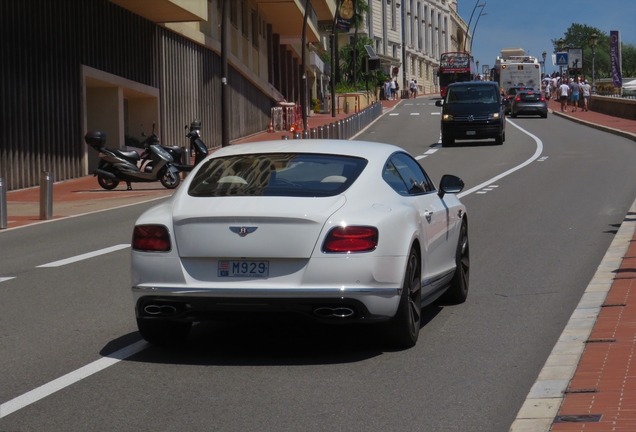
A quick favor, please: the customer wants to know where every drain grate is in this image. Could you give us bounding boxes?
[602,303,627,307]
[586,338,616,343]
[554,414,602,423]
[564,388,598,394]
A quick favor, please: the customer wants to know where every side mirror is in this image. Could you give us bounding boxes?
[435,100,443,107]
[438,174,464,199]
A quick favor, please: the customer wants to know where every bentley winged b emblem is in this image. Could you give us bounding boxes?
[229,226,258,237]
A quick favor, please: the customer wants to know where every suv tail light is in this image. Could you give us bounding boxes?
[323,226,378,253]
[515,96,521,101]
[132,225,171,252]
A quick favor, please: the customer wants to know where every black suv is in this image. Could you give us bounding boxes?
[435,81,507,147]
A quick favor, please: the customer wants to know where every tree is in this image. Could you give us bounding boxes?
[552,24,636,80]
[339,36,374,87]
[348,0,371,89]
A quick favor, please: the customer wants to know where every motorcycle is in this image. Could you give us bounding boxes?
[138,121,208,173]
[185,120,209,167]
[85,131,181,191]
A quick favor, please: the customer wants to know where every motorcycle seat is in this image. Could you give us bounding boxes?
[112,149,141,161]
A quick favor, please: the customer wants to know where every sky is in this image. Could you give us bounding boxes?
[456,0,636,75]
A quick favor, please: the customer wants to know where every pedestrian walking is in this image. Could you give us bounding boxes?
[581,80,591,111]
[390,79,396,100]
[384,78,392,100]
[569,78,581,112]
[551,75,559,100]
[409,79,416,98]
[559,79,570,112]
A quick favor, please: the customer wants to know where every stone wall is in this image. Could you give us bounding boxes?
[591,96,636,121]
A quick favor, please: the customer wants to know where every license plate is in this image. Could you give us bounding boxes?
[466,131,476,135]
[218,260,269,277]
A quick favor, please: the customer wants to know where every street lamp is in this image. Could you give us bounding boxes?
[469,10,487,53]
[589,33,597,94]
[463,1,485,52]
[476,60,480,78]
[542,51,547,75]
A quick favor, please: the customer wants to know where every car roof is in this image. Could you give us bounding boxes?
[448,81,497,88]
[210,139,405,160]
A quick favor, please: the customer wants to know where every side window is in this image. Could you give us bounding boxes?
[383,153,435,195]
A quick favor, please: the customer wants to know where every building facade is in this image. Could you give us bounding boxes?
[354,0,468,95]
[0,0,336,191]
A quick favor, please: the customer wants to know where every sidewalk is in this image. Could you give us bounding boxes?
[0,97,402,230]
[511,101,636,431]
[5,93,636,430]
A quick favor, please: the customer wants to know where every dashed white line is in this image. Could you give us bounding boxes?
[0,277,16,283]
[538,156,549,162]
[431,112,441,115]
[37,244,130,268]
[0,340,148,419]
[410,113,420,116]
[424,149,438,155]
[389,113,399,116]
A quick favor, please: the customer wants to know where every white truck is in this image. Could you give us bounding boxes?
[494,48,542,94]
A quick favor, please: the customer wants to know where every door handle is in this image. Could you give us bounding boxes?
[424,210,433,223]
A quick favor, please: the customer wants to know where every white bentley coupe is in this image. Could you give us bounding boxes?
[131,140,469,348]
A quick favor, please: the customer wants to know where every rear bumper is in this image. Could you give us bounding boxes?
[441,120,504,140]
[133,286,401,322]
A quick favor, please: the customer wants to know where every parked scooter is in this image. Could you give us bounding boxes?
[85,131,181,191]
[185,120,209,167]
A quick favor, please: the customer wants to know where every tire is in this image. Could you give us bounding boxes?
[511,112,517,118]
[495,134,503,145]
[386,248,421,348]
[441,220,470,304]
[160,170,181,189]
[97,176,119,190]
[137,318,191,345]
[541,113,548,118]
[441,136,454,147]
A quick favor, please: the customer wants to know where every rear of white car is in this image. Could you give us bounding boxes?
[131,141,468,348]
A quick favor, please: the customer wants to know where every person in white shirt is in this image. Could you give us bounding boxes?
[581,80,591,111]
[559,80,570,112]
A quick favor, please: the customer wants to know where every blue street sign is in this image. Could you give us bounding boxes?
[556,53,568,66]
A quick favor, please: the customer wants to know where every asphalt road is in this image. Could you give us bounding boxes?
[2,99,636,431]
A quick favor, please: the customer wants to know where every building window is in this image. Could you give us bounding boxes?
[242,0,249,37]
[230,1,237,27]
[391,1,396,30]
[252,8,259,48]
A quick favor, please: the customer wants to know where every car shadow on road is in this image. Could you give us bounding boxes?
[450,140,501,147]
[101,306,444,366]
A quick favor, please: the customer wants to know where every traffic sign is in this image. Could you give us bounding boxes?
[556,52,568,66]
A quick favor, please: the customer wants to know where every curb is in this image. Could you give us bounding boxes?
[509,198,636,431]
[551,111,636,143]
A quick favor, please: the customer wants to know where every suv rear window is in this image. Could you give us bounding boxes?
[188,153,368,197]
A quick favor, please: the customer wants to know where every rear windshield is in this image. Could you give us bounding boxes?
[519,92,541,101]
[446,86,498,104]
[188,153,368,197]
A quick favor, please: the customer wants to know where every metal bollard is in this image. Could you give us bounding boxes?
[333,122,340,140]
[0,178,7,229]
[282,135,289,140]
[183,146,191,167]
[318,126,324,139]
[40,171,53,220]
[310,128,317,139]
[302,130,309,139]
[293,131,301,139]
[338,120,344,139]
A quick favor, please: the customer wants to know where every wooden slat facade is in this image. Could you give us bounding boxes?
[0,0,273,191]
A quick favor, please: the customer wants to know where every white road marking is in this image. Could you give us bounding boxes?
[538,156,549,161]
[431,112,440,115]
[458,120,543,199]
[0,277,16,283]
[410,113,420,116]
[424,149,438,155]
[0,340,148,419]
[405,103,413,106]
[415,155,427,160]
[389,113,399,116]
[476,191,488,194]
[37,244,130,268]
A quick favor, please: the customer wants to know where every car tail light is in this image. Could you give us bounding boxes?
[323,226,378,253]
[540,95,546,101]
[515,96,521,101]
[132,225,171,252]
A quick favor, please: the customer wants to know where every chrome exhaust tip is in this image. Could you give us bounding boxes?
[144,304,177,316]
[314,307,355,318]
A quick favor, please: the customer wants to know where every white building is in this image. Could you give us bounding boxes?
[353,0,469,95]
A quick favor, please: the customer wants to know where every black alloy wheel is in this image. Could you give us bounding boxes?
[441,220,470,303]
[388,248,422,348]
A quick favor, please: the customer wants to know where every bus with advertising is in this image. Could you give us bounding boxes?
[438,52,476,98]
[492,48,541,95]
